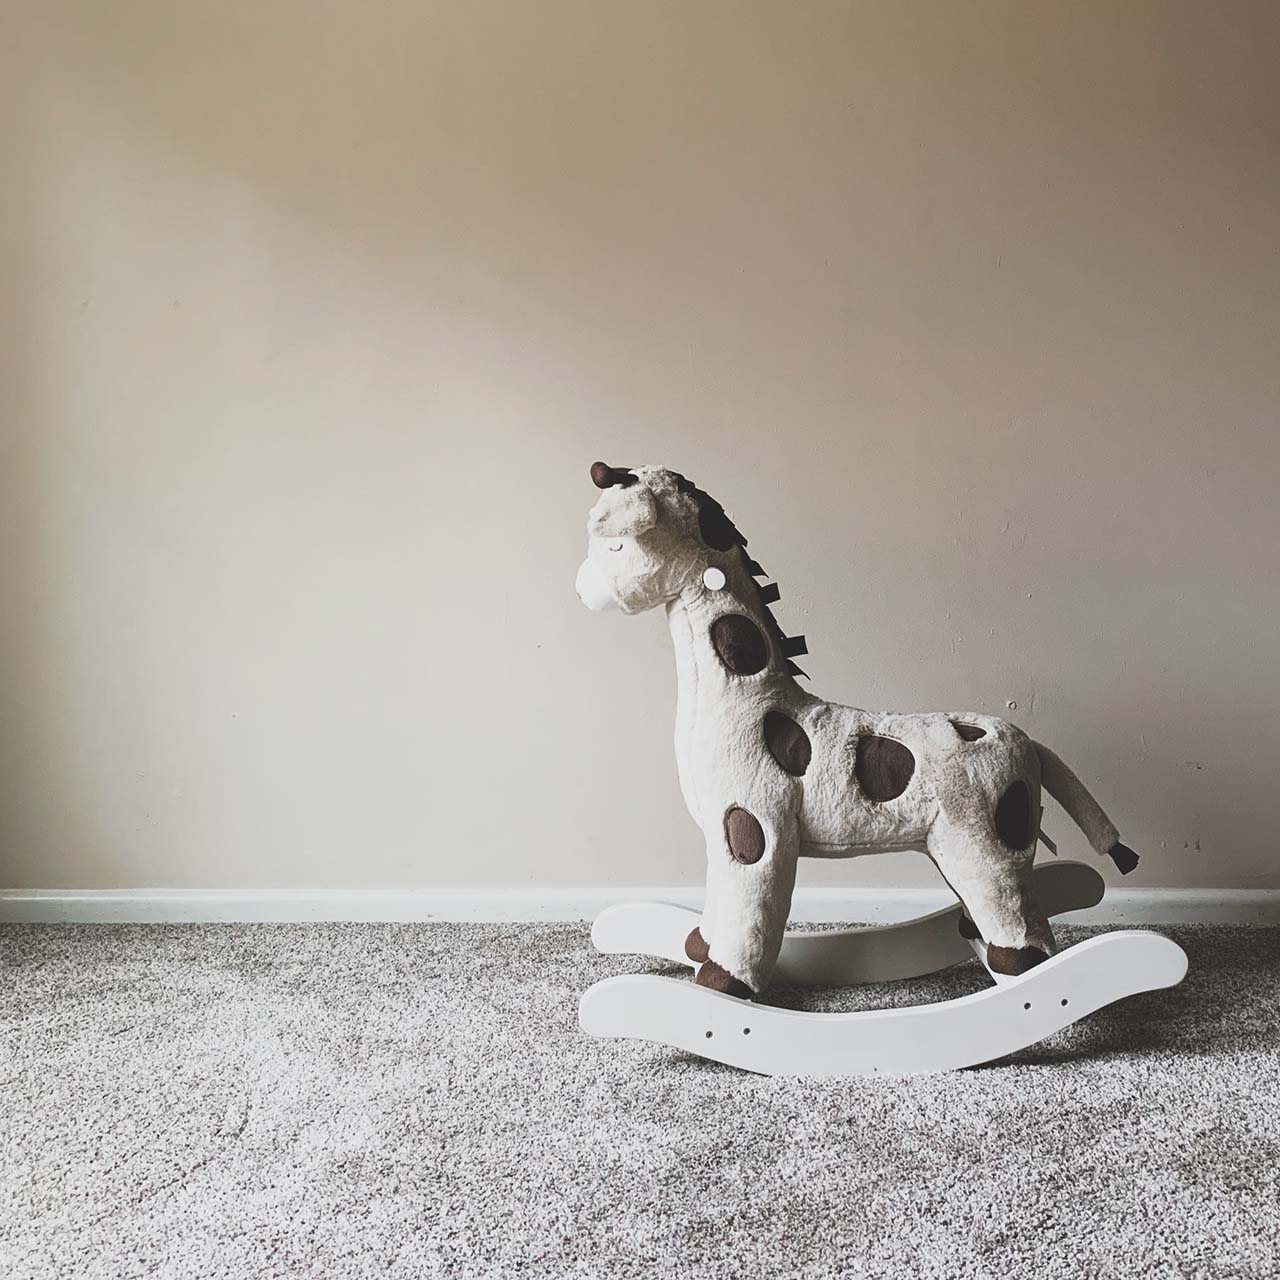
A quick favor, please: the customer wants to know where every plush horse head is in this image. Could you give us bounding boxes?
[576,461,809,674]
[575,463,709,614]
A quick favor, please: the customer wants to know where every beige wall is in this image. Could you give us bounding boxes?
[3,1,1277,892]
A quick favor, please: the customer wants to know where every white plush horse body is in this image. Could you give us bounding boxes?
[577,462,1137,999]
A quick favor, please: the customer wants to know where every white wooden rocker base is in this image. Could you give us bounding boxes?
[579,861,1188,1077]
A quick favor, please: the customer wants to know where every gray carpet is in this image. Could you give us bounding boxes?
[1,922,1277,1279]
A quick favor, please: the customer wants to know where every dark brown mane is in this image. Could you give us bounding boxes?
[672,473,808,678]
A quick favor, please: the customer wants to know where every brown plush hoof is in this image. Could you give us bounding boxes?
[684,927,710,964]
[695,960,753,1001]
[986,944,1050,976]
[957,914,981,941]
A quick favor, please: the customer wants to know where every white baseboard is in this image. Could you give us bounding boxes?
[0,885,1276,925]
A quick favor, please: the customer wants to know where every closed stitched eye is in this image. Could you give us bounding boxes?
[608,542,624,552]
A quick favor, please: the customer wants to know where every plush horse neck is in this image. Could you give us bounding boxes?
[664,550,806,822]
[577,462,1138,999]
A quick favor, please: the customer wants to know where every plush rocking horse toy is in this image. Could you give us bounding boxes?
[575,462,1187,1076]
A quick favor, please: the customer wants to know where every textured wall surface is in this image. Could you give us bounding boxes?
[3,1,1277,891]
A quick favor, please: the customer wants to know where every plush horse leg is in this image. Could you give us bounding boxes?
[690,814,799,998]
[930,828,1056,977]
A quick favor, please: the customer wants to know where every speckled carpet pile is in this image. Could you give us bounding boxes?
[1,921,1277,1279]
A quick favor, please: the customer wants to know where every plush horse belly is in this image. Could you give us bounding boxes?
[795,707,1041,859]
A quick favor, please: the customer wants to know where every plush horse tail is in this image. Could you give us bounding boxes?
[1034,741,1139,875]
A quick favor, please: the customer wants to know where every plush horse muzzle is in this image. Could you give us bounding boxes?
[575,557,617,611]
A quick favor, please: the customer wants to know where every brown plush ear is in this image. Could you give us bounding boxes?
[590,461,638,489]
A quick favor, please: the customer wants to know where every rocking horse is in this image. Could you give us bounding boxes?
[575,462,1187,1077]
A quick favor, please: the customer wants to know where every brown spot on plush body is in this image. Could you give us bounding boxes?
[854,736,916,802]
[763,711,811,777]
[987,944,1049,975]
[711,614,769,676]
[695,960,753,999]
[995,779,1034,850]
[725,807,766,863]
